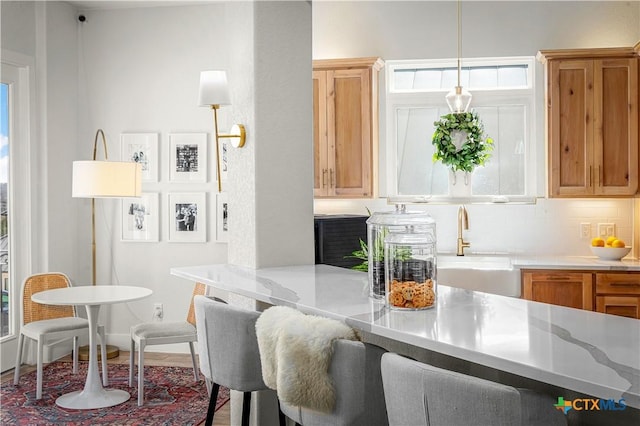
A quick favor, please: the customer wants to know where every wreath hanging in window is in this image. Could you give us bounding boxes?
[432,111,494,173]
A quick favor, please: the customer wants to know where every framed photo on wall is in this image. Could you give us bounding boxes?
[121,133,159,183]
[169,133,207,183]
[215,192,228,243]
[168,192,207,243]
[121,192,159,242]
[219,140,229,183]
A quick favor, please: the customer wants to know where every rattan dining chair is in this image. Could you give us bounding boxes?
[13,272,108,400]
[129,282,206,406]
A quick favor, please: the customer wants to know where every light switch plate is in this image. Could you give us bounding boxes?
[597,223,616,238]
[580,223,591,238]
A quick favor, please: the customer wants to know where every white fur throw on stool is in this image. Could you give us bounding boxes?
[255,306,358,413]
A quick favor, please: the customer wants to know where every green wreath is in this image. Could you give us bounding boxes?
[432,111,494,173]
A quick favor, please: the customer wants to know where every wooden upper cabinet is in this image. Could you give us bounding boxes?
[313,58,384,198]
[538,47,639,197]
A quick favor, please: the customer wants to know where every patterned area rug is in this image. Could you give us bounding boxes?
[1,362,229,425]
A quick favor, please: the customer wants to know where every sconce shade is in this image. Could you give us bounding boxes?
[72,161,142,198]
[198,70,231,106]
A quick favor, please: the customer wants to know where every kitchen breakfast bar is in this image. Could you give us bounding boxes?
[171,263,640,425]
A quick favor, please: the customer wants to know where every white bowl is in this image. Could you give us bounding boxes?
[590,246,631,260]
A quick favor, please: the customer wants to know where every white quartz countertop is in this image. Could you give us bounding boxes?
[171,263,640,409]
[512,255,640,271]
[436,252,640,271]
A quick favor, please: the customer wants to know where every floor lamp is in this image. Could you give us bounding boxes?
[72,129,142,359]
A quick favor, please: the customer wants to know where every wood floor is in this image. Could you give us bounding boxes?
[1,351,231,426]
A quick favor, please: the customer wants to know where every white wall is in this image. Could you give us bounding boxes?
[52,3,231,348]
[313,1,639,257]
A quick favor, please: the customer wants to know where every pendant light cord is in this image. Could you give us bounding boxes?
[457,0,462,88]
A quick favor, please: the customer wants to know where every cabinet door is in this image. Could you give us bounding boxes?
[522,270,593,310]
[593,58,638,195]
[548,60,594,197]
[313,71,329,197]
[326,68,373,197]
[596,295,640,319]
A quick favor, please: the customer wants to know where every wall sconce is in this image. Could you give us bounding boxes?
[198,70,246,192]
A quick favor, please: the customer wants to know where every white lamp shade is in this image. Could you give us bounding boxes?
[72,161,142,198]
[198,70,231,106]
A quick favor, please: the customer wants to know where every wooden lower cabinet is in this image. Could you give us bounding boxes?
[522,269,640,319]
[595,272,640,319]
[596,295,640,319]
[522,270,593,310]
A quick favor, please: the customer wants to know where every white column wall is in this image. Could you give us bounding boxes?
[227,1,314,270]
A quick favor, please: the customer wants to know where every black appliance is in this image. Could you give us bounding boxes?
[314,214,368,269]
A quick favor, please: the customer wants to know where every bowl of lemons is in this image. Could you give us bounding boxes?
[590,236,631,260]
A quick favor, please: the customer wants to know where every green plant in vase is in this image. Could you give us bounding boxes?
[347,228,414,298]
[346,238,370,272]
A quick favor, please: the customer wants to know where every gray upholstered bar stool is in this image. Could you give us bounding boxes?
[381,353,567,426]
[279,339,389,426]
[194,296,285,426]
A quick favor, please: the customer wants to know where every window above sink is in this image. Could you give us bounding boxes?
[385,57,539,204]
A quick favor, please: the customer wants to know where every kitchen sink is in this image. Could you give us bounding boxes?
[436,254,520,297]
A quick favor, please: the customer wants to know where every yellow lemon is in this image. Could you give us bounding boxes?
[605,236,617,246]
[591,237,605,247]
[611,239,625,248]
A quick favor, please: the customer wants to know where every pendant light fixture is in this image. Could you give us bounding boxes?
[445,0,472,113]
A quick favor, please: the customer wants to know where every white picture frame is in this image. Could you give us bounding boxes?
[121,192,159,242]
[215,192,228,243]
[121,133,159,183]
[168,192,207,243]
[169,133,207,183]
[220,140,228,182]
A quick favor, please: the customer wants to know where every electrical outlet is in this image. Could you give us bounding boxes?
[580,223,591,238]
[597,223,616,238]
[153,303,163,322]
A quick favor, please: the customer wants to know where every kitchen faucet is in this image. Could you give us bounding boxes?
[457,205,470,256]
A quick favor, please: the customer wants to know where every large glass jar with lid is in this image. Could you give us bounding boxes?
[366,205,436,299]
[384,230,437,310]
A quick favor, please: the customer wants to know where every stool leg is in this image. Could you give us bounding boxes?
[277,399,287,426]
[241,392,252,426]
[205,383,220,426]
[137,342,145,406]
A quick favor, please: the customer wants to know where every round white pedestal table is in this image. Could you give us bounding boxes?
[32,285,152,409]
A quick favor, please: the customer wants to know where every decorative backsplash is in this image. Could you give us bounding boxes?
[314,198,635,257]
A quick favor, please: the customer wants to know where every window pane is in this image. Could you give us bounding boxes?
[0,82,9,338]
[472,105,526,196]
[393,64,529,92]
[498,66,528,87]
[441,68,459,90]
[396,107,449,195]
[469,67,498,89]
[414,69,443,90]
[394,69,416,90]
